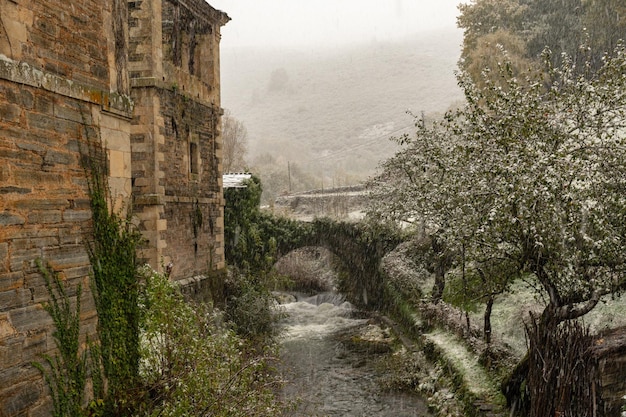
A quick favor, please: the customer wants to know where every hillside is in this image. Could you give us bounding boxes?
[220,28,464,188]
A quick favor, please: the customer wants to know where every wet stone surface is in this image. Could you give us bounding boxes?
[277,294,432,416]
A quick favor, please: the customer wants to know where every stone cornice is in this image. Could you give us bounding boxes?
[175,0,231,27]
[0,55,134,118]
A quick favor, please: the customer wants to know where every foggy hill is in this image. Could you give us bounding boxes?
[220,28,464,184]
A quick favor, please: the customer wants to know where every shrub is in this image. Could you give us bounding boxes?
[137,266,288,416]
[224,269,284,342]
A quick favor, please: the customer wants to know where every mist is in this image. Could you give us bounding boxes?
[210,0,467,199]
[210,0,464,49]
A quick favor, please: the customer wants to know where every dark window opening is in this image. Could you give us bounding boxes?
[190,142,199,174]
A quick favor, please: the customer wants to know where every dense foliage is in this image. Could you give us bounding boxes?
[369,44,626,326]
[458,0,626,83]
[224,175,313,274]
[370,40,626,415]
[137,266,288,417]
[33,262,87,417]
[35,126,143,416]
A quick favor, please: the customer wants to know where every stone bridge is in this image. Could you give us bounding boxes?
[271,218,403,310]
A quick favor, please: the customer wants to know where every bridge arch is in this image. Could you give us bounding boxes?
[271,219,403,310]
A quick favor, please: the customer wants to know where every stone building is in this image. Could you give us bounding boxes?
[0,0,228,414]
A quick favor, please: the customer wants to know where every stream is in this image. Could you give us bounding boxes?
[277,293,432,417]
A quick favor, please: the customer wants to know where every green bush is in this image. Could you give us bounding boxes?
[224,270,284,342]
[137,266,288,417]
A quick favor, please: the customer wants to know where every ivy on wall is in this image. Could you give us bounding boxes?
[82,124,143,416]
[33,261,87,417]
[224,175,312,275]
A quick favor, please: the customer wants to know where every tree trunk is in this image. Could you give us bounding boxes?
[430,235,447,302]
[484,295,494,345]
[431,264,445,302]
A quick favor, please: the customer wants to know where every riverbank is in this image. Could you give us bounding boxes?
[273,235,626,416]
[376,238,626,417]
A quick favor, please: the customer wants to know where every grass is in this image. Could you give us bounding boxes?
[424,329,503,402]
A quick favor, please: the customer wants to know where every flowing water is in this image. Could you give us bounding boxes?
[277,293,432,417]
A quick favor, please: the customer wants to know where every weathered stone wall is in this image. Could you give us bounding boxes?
[129,0,228,279]
[0,0,133,413]
[1,0,227,410]
[0,0,130,95]
[159,88,223,278]
[0,80,93,417]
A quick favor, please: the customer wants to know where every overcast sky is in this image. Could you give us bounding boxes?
[209,0,465,49]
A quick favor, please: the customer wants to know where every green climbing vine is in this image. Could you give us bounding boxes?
[82,126,143,416]
[33,260,87,417]
[34,114,142,416]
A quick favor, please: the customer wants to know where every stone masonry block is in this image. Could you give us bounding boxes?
[42,245,89,269]
[0,381,42,417]
[0,242,8,273]
[0,361,41,395]
[43,149,75,166]
[69,198,91,210]
[109,149,130,178]
[131,133,145,143]
[27,210,62,224]
[9,305,53,333]
[133,177,149,187]
[0,186,32,194]
[0,272,23,293]
[12,235,59,251]
[10,227,58,241]
[0,212,25,226]
[58,226,86,246]
[157,219,167,230]
[109,177,132,201]
[0,288,32,313]
[14,169,64,190]
[29,396,53,417]
[102,126,129,152]
[62,265,91,280]
[0,334,24,369]
[15,132,50,153]
[0,102,21,122]
[62,209,91,222]
[28,283,50,305]
[53,102,85,123]
[0,313,16,339]
[9,248,41,272]
[13,198,69,211]
[21,329,48,363]
[27,112,77,136]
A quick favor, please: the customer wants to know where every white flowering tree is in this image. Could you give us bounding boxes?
[369,44,626,333]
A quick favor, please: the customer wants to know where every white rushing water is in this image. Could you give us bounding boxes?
[277,293,432,417]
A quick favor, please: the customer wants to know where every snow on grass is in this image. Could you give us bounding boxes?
[466,278,626,358]
[582,293,626,333]
[424,329,502,401]
[468,278,544,358]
